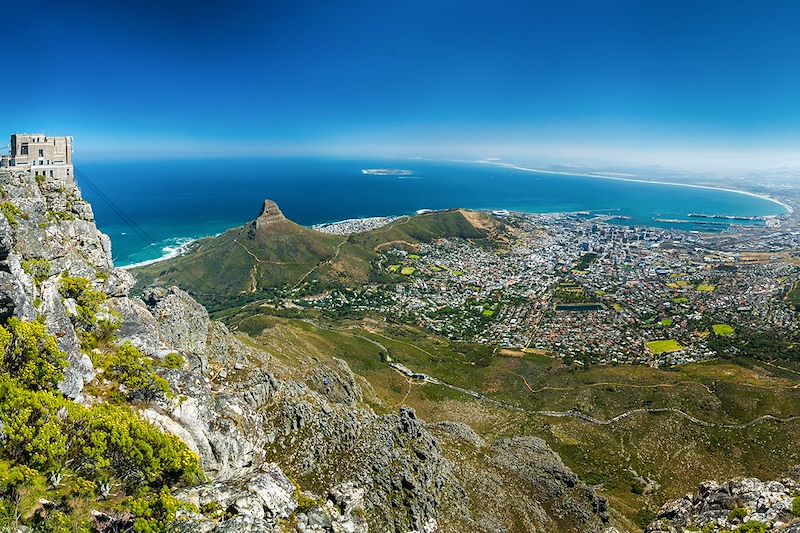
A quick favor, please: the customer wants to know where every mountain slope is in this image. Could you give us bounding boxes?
[132,202,505,311]
[133,200,347,308]
[349,209,500,251]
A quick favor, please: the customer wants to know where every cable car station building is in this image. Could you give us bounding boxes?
[0,134,74,179]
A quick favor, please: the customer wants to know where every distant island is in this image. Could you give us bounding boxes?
[361,168,415,176]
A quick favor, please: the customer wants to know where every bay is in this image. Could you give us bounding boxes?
[75,157,787,267]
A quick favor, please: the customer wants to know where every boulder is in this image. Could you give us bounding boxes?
[142,286,210,370]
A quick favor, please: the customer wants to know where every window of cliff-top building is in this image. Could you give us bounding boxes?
[38,149,44,157]
[21,144,28,155]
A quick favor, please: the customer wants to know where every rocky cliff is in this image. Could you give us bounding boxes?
[0,168,613,532]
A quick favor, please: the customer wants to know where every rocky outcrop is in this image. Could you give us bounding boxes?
[174,465,368,533]
[0,170,113,398]
[261,393,467,532]
[429,425,610,533]
[252,199,287,231]
[118,282,463,530]
[647,474,800,532]
[1,170,111,274]
[304,357,363,406]
[0,217,34,322]
[142,286,212,369]
[490,437,609,527]
[176,463,298,532]
[108,295,162,355]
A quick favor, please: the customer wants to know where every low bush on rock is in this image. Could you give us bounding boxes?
[21,259,51,289]
[58,274,120,350]
[0,319,201,531]
[0,318,67,390]
[161,352,185,370]
[95,343,172,402]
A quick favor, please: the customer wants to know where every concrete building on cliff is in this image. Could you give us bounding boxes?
[0,133,73,179]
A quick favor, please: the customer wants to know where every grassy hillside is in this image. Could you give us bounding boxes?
[350,209,499,251]
[131,207,502,311]
[132,219,346,310]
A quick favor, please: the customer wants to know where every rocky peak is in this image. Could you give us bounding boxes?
[252,199,286,229]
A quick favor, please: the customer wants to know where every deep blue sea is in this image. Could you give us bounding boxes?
[75,157,787,267]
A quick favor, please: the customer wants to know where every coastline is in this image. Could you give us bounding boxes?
[467,159,795,215]
[113,158,792,269]
[119,235,211,270]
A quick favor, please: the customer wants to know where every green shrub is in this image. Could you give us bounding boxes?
[0,318,68,390]
[737,521,768,532]
[58,274,119,349]
[0,464,46,529]
[102,343,171,401]
[728,506,748,522]
[162,352,185,370]
[45,210,75,222]
[634,508,656,528]
[0,320,201,531]
[0,376,201,491]
[0,202,23,228]
[58,275,106,329]
[295,491,319,513]
[200,500,221,515]
[792,496,800,517]
[130,486,196,533]
[32,508,91,533]
[21,259,51,289]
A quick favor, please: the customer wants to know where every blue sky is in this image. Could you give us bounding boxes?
[4,0,800,167]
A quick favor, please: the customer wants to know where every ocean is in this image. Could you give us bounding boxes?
[75,157,788,267]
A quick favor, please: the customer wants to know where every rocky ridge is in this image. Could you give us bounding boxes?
[646,474,800,532]
[0,168,613,532]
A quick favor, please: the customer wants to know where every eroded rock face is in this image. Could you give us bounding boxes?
[646,475,800,532]
[131,283,460,529]
[262,395,468,532]
[304,357,363,406]
[0,170,114,399]
[143,286,211,369]
[108,296,162,356]
[429,425,610,533]
[0,221,35,323]
[491,437,609,528]
[176,463,297,531]
[1,171,112,274]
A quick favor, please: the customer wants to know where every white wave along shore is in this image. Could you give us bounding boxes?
[119,235,217,269]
